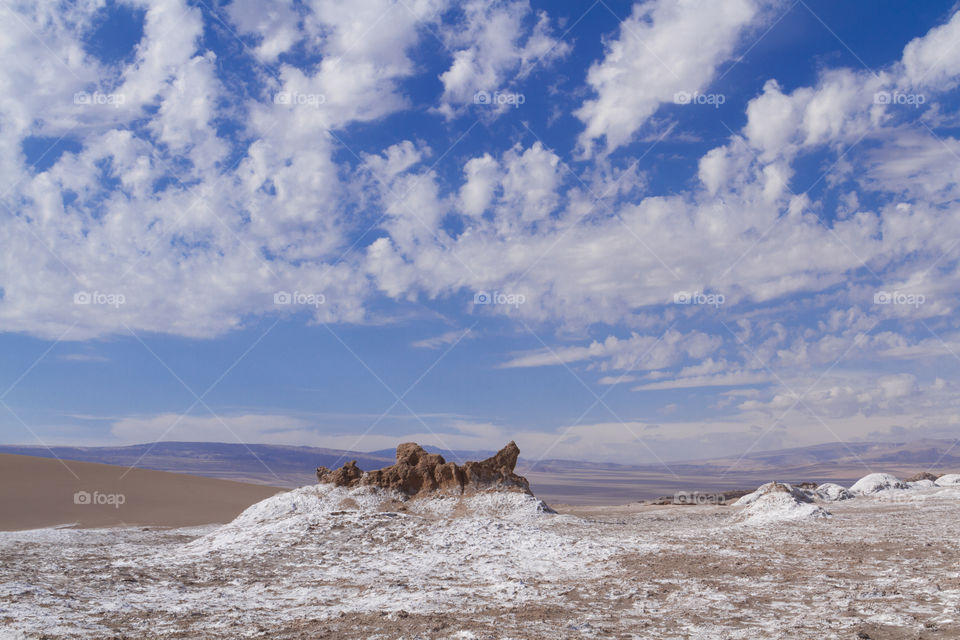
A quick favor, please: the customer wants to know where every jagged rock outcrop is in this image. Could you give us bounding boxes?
[905,471,940,482]
[322,459,363,486]
[316,441,531,498]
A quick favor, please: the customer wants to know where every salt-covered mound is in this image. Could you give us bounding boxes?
[316,441,531,498]
[168,482,619,620]
[735,482,830,524]
[908,479,937,489]
[815,483,853,501]
[732,482,813,506]
[935,473,960,486]
[187,442,555,557]
[849,473,907,494]
[188,483,556,555]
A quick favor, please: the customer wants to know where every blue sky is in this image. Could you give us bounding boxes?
[2,0,960,464]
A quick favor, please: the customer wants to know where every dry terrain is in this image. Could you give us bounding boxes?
[1,477,958,639]
[0,454,284,530]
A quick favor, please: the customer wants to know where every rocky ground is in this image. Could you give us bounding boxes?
[1,479,959,639]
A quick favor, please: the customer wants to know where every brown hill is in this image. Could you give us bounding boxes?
[0,453,284,531]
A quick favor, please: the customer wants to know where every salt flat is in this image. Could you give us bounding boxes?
[1,482,958,639]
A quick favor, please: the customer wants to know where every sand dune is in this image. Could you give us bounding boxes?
[0,454,285,531]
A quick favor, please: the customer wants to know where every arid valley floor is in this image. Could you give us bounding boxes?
[2,479,959,639]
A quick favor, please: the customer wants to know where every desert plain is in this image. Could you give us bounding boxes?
[1,451,959,639]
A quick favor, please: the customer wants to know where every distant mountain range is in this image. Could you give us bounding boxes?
[0,442,392,488]
[666,438,960,474]
[0,441,509,488]
[2,438,957,501]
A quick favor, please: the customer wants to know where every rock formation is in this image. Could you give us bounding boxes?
[905,471,940,482]
[316,441,531,498]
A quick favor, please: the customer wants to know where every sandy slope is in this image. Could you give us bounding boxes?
[0,454,284,530]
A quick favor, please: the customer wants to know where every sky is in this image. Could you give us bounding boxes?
[2,0,960,465]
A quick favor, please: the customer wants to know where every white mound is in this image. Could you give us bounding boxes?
[187,484,555,555]
[935,474,960,486]
[732,482,812,506]
[408,489,555,519]
[815,483,853,501]
[908,479,937,489]
[162,483,624,618]
[736,488,831,525]
[849,473,906,494]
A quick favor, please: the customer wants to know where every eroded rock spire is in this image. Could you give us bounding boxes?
[316,441,531,498]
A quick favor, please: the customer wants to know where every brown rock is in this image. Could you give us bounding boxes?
[905,471,940,482]
[433,461,463,488]
[316,441,532,499]
[316,460,363,487]
[462,442,529,494]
